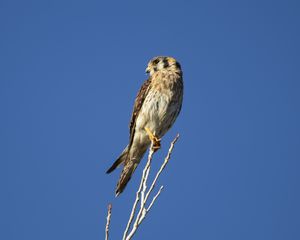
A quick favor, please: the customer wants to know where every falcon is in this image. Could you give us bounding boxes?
[106,56,184,196]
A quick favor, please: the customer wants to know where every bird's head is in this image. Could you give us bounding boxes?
[145,56,182,76]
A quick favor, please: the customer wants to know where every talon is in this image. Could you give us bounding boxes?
[144,127,161,152]
[152,140,161,152]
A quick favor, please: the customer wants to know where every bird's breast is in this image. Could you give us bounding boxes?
[136,86,182,137]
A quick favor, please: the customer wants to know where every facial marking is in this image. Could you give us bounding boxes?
[163,58,169,68]
[175,62,181,70]
[152,58,160,65]
[146,56,181,76]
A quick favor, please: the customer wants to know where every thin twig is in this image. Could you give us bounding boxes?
[144,134,179,203]
[105,203,112,240]
[146,185,164,212]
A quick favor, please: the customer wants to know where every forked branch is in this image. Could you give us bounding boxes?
[123,134,179,240]
[104,134,179,240]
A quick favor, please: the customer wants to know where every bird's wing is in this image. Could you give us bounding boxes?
[128,78,152,148]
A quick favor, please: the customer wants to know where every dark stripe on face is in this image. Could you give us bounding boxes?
[175,62,181,70]
[163,58,169,68]
[152,58,160,65]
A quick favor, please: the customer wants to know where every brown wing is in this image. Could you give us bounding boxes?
[128,78,152,147]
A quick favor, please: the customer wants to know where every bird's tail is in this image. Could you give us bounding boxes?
[106,146,129,174]
[107,145,147,196]
[115,160,138,197]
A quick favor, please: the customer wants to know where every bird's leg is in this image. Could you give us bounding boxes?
[144,127,161,152]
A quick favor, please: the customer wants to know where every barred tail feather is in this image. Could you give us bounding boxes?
[115,161,138,197]
[106,146,128,174]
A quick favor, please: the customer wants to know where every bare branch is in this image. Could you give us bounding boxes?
[146,185,164,213]
[104,135,179,240]
[144,134,179,203]
[123,135,180,240]
[105,203,112,240]
[122,143,154,240]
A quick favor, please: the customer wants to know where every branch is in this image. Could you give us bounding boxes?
[122,143,154,240]
[123,134,180,240]
[144,134,179,203]
[146,185,163,213]
[105,203,112,240]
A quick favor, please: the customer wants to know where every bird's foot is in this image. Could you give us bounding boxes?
[144,127,161,152]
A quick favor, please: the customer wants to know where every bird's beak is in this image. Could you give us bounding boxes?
[145,67,150,74]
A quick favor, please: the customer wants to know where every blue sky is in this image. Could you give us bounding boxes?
[1,0,300,239]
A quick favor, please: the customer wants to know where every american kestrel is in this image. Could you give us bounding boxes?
[106,56,183,196]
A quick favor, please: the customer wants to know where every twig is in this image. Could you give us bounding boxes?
[105,203,112,240]
[146,185,164,213]
[144,134,179,203]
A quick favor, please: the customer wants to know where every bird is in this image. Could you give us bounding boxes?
[106,56,184,196]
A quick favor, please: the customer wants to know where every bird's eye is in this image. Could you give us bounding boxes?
[153,59,160,65]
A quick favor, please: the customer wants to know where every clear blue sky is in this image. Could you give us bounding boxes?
[1,0,299,239]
